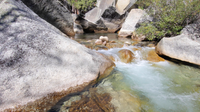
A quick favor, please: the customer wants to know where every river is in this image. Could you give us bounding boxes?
[63,33,200,112]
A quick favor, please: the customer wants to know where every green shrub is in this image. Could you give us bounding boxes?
[136,0,200,40]
[68,0,96,11]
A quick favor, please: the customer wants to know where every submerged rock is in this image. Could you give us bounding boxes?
[95,39,103,45]
[58,70,141,112]
[147,50,165,62]
[118,49,135,63]
[0,0,115,111]
[59,88,115,112]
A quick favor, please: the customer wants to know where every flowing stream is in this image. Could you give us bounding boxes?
[74,33,200,112]
[98,46,200,112]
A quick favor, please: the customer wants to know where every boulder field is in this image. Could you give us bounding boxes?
[0,0,114,111]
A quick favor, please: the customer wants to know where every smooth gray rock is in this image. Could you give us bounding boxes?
[118,9,145,37]
[181,19,200,42]
[85,0,115,23]
[0,0,114,111]
[116,0,137,14]
[156,18,200,65]
[156,34,200,65]
[21,0,75,37]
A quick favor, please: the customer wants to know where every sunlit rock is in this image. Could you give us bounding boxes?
[156,19,200,65]
[85,0,115,24]
[116,0,137,14]
[118,9,145,38]
[147,50,165,62]
[118,49,135,63]
[156,34,200,65]
[99,36,109,42]
[95,39,103,45]
[0,0,115,111]
[82,0,128,33]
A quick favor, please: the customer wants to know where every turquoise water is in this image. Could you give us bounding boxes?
[98,46,200,112]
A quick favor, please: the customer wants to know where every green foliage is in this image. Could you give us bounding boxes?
[134,0,151,9]
[136,0,200,40]
[68,0,96,11]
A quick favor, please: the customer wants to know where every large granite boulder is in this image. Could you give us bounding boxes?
[85,0,115,23]
[0,0,114,111]
[75,16,107,33]
[116,0,137,14]
[78,0,130,33]
[181,19,200,42]
[21,0,75,37]
[156,20,200,65]
[118,9,145,37]
[99,6,128,33]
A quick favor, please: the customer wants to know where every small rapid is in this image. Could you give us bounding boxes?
[98,46,200,112]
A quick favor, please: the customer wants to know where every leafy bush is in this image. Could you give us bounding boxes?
[136,0,200,40]
[68,0,96,11]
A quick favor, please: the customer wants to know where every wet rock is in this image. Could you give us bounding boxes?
[131,32,146,41]
[118,9,145,38]
[100,36,109,42]
[0,0,115,111]
[110,40,116,43]
[147,43,155,47]
[108,55,116,62]
[124,41,132,46]
[80,41,93,49]
[74,23,84,34]
[132,47,142,51]
[110,90,141,112]
[147,50,165,62]
[95,39,103,45]
[94,45,109,50]
[21,0,75,37]
[59,88,115,112]
[106,43,124,49]
[118,49,135,63]
[102,41,107,46]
